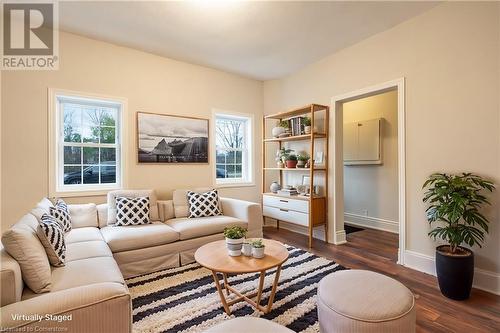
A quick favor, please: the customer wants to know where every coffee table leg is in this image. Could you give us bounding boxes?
[223,273,230,296]
[256,271,266,305]
[265,265,282,313]
[211,270,231,315]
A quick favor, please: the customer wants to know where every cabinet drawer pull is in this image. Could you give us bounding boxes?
[280,208,289,212]
[279,199,288,203]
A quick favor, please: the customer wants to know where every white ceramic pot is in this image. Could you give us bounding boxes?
[226,237,244,256]
[252,246,265,259]
[272,127,286,138]
[270,181,281,193]
[242,243,253,256]
[304,126,311,134]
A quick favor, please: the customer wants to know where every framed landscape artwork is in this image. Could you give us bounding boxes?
[137,112,209,163]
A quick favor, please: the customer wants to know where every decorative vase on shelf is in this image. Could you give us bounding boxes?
[272,127,286,138]
[270,181,281,193]
[304,126,311,134]
[297,160,306,168]
[286,160,297,168]
[277,161,284,168]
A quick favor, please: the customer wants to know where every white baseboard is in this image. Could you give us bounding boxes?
[404,250,500,295]
[344,212,398,234]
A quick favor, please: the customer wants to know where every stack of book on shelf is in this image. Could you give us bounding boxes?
[286,117,304,136]
[277,187,299,196]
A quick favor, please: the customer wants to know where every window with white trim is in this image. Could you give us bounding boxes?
[55,94,123,193]
[215,113,252,185]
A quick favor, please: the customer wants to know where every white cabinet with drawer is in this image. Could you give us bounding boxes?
[263,195,309,213]
[263,205,309,227]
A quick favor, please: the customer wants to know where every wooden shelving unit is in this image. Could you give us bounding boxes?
[262,104,329,248]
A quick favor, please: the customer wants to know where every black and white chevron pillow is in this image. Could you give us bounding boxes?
[115,197,150,226]
[187,189,222,218]
[37,214,66,267]
[49,199,72,232]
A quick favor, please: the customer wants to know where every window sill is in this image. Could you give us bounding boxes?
[50,187,120,198]
[215,182,256,189]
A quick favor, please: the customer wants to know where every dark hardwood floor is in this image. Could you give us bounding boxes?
[264,226,500,333]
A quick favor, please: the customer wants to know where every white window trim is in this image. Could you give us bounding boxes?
[212,109,254,188]
[48,88,128,197]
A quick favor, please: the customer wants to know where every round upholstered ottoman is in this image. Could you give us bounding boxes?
[204,317,294,333]
[317,270,416,333]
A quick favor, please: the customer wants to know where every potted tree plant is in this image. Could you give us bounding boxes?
[272,120,290,138]
[303,117,312,134]
[285,154,298,168]
[276,148,293,168]
[297,153,309,168]
[251,239,266,258]
[223,226,247,256]
[422,173,495,300]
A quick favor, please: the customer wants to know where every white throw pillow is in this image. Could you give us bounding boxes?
[115,197,151,226]
[187,189,222,218]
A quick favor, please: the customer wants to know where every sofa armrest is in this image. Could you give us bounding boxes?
[0,282,131,333]
[220,197,263,237]
[0,248,23,307]
[158,200,175,222]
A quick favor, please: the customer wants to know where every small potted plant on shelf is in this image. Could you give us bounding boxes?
[422,172,495,300]
[297,153,309,168]
[251,239,265,258]
[223,226,247,256]
[272,120,290,138]
[303,117,312,134]
[276,148,293,168]
[285,154,298,168]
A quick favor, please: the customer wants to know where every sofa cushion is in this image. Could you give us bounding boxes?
[65,240,112,262]
[97,203,108,228]
[65,227,103,244]
[68,203,98,228]
[187,189,222,218]
[173,187,212,218]
[49,199,72,232]
[1,214,52,293]
[36,198,54,214]
[115,197,150,226]
[100,222,179,252]
[107,189,159,225]
[36,214,66,267]
[166,216,246,240]
[50,257,124,292]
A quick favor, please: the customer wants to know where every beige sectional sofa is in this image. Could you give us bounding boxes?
[0,190,262,333]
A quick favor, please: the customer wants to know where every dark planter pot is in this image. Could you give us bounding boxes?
[286,160,297,168]
[435,245,474,300]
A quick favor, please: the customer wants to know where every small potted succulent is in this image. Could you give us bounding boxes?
[276,148,293,167]
[251,239,265,258]
[272,120,290,138]
[423,172,495,300]
[223,226,247,256]
[242,240,253,256]
[297,153,309,168]
[285,154,298,168]
[303,117,312,134]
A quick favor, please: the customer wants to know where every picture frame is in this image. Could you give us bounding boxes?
[137,112,209,164]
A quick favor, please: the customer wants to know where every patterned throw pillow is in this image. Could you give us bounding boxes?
[187,189,222,218]
[36,214,66,267]
[49,199,72,232]
[115,197,150,226]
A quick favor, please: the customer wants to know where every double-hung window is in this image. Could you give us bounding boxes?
[215,112,253,185]
[52,92,124,194]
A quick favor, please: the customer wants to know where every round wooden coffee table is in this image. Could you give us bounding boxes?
[195,239,289,315]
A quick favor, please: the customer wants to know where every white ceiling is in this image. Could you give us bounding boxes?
[59,1,439,80]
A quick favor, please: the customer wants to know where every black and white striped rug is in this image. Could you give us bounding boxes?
[126,246,347,333]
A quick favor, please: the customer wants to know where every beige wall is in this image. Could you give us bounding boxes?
[264,2,500,273]
[1,32,263,230]
[343,90,398,223]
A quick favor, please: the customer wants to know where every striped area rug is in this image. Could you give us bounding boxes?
[126,246,347,333]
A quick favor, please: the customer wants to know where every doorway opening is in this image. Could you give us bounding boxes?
[330,78,406,265]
